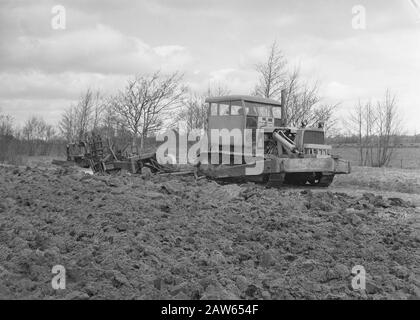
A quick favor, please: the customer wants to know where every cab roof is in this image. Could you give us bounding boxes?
[205,95,282,106]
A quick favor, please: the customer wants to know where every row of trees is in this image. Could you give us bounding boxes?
[1,112,57,142]
[57,73,233,154]
[21,116,56,141]
[59,72,187,153]
[0,111,63,163]
[0,113,13,137]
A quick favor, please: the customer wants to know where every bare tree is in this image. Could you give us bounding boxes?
[91,91,105,133]
[347,100,376,165]
[101,100,119,140]
[376,90,401,167]
[76,89,94,140]
[346,90,400,167]
[363,101,376,166]
[283,67,338,128]
[312,104,339,136]
[284,69,319,125]
[112,71,186,153]
[254,41,287,99]
[347,101,364,165]
[205,83,231,98]
[175,85,231,132]
[254,44,337,130]
[175,92,207,132]
[59,105,78,142]
[59,89,104,142]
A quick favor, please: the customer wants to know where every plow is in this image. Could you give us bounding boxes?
[54,133,178,174]
[55,91,350,187]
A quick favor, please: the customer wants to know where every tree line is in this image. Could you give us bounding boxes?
[0,113,63,163]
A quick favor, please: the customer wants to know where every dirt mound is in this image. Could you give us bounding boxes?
[0,165,419,299]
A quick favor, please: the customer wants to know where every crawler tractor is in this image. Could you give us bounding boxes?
[198,90,350,187]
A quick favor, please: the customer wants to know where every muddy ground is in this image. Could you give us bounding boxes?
[0,164,419,300]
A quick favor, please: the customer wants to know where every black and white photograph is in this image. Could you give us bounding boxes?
[0,0,419,306]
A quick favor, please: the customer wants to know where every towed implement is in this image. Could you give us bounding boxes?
[59,133,176,175]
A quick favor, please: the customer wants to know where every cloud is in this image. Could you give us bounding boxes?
[324,81,359,101]
[0,98,73,127]
[0,1,99,39]
[0,0,419,132]
[239,44,270,68]
[208,68,258,93]
[0,24,192,74]
[0,71,127,100]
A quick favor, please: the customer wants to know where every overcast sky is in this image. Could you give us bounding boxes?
[0,0,419,133]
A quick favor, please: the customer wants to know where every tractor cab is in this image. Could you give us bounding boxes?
[205,95,286,134]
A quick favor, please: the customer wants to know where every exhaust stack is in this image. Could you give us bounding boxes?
[281,89,287,126]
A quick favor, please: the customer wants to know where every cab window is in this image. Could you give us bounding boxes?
[219,103,230,116]
[244,102,272,117]
[244,103,257,116]
[210,103,218,116]
[230,101,244,115]
[272,106,282,119]
[257,105,272,117]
